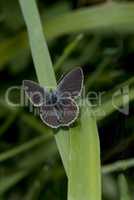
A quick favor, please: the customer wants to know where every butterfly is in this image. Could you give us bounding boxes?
[23,67,84,128]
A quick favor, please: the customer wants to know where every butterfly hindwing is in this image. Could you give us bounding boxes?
[40,104,61,128]
[59,98,79,126]
[40,98,79,128]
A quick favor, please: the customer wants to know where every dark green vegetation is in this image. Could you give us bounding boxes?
[0,0,134,199]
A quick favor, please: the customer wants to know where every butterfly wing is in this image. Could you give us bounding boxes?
[23,80,48,106]
[40,104,61,128]
[23,68,83,128]
[57,67,83,99]
[40,98,78,128]
[59,98,79,126]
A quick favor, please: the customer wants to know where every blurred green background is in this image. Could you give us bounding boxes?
[0,0,134,199]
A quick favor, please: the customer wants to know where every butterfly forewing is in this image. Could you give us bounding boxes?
[57,68,83,99]
[23,80,48,106]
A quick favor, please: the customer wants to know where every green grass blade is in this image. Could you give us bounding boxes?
[19,1,101,200]
[68,106,101,200]
[19,0,56,87]
[18,0,69,176]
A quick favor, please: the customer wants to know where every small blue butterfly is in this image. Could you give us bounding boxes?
[23,67,84,128]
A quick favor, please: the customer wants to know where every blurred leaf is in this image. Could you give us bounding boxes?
[0,111,18,137]
[95,87,134,121]
[25,166,64,200]
[1,2,134,69]
[118,174,131,200]
[0,32,28,70]
[0,140,57,194]
[54,34,83,72]
[9,47,30,75]
[86,55,113,91]
[103,158,134,174]
[0,0,24,31]
[44,2,134,39]
[102,175,117,199]
[0,170,27,194]
[0,132,52,162]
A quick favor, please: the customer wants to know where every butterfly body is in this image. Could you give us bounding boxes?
[45,90,58,105]
[23,68,83,128]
